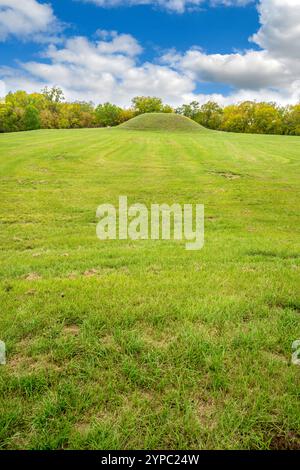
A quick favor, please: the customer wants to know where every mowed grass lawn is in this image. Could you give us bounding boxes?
[0,127,299,450]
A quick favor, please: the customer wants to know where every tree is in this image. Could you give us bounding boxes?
[24,105,40,130]
[221,102,258,133]
[195,101,223,129]
[28,92,48,111]
[95,103,122,127]
[283,104,300,135]
[132,96,163,115]
[252,102,283,134]
[5,90,29,108]
[42,86,65,103]
[162,104,174,113]
[176,101,200,119]
[42,86,65,119]
[119,108,135,123]
[221,101,284,134]
[57,102,95,129]
[221,105,246,133]
[0,102,24,132]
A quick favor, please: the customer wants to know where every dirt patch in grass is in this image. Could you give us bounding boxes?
[269,432,300,450]
[68,272,78,279]
[139,389,154,402]
[210,170,242,180]
[74,410,115,436]
[8,353,60,372]
[264,351,287,364]
[23,272,42,281]
[74,420,91,435]
[63,324,80,335]
[100,334,117,347]
[195,397,217,430]
[83,268,98,277]
[141,326,175,350]
[272,301,300,313]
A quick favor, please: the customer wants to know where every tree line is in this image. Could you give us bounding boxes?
[0,87,299,135]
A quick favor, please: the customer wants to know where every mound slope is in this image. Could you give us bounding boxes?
[119,112,207,132]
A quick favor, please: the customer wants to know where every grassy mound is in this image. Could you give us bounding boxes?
[119,112,207,132]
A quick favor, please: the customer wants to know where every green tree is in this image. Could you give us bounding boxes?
[132,96,163,115]
[61,102,95,128]
[24,105,40,130]
[221,105,246,133]
[281,104,300,135]
[119,108,135,123]
[0,102,24,132]
[5,90,29,108]
[42,86,65,122]
[252,102,283,134]
[176,101,200,119]
[95,103,122,127]
[162,104,174,113]
[42,86,65,103]
[196,101,223,129]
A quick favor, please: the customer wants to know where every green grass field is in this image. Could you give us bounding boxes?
[0,119,299,449]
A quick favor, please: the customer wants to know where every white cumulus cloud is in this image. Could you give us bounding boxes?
[0,0,60,42]
[251,0,300,59]
[162,0,300,103]
[165,49,287,89]
[2,32,194,105]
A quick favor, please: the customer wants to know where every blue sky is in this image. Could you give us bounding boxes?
[51,2,259,54]
[0,1,299,106]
